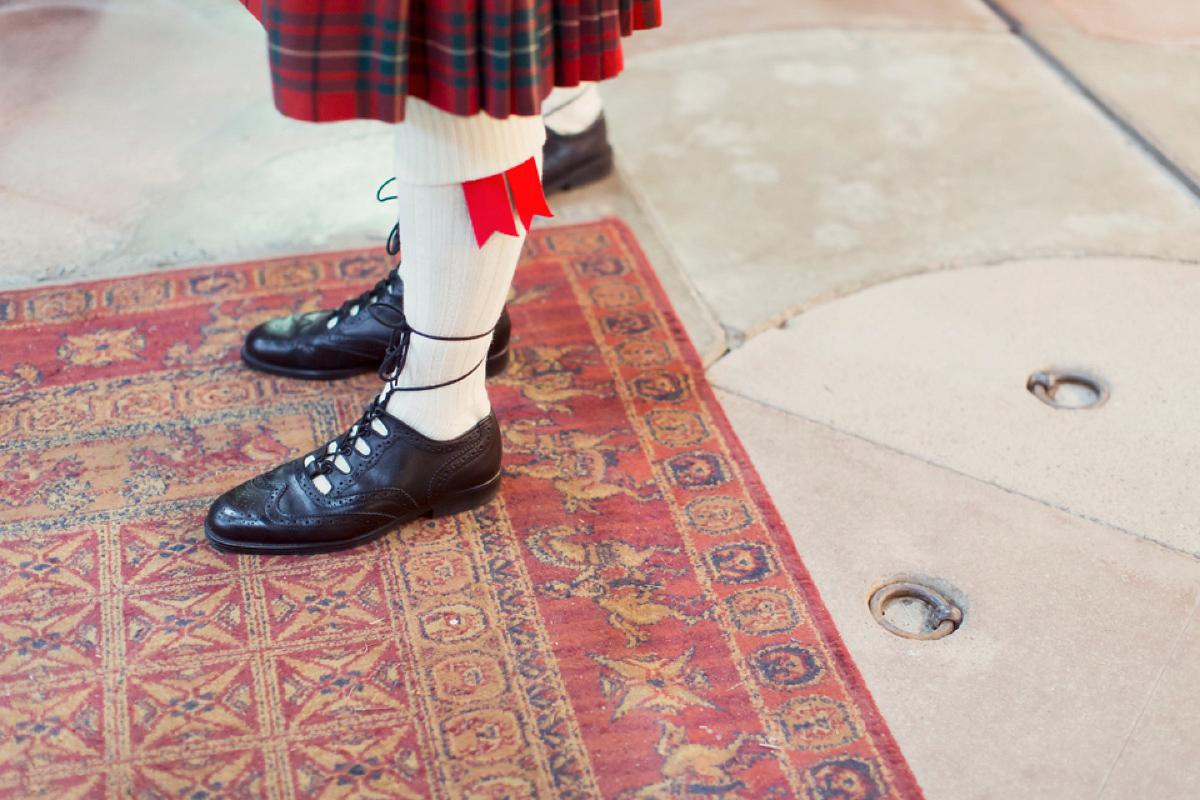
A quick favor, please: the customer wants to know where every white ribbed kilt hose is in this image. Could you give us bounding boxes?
[385,99,547,440]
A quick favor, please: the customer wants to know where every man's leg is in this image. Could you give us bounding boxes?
[541,83,614,195]
[543,83,604,135]
[206,103,548,553]
[240,85,612,382]
[382,99,546,439]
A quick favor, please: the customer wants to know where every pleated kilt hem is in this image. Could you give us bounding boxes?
[241,0,663,123]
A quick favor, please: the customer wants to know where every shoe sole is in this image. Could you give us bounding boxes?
[204,471,503,555]
[544,148,615,195]
[240,344,511,381]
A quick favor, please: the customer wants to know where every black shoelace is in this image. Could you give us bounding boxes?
[304,294,495,484]
[329,270,401,326]
[303,392,392,482]
[369,302,492,388]
[372,174,492,388]
[327,178,405,327]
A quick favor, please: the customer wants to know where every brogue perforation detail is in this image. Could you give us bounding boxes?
[428,422,493,500]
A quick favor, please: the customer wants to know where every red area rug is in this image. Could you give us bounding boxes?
[0,220,923,799]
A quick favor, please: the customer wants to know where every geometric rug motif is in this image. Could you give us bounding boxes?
[0,220,924,799]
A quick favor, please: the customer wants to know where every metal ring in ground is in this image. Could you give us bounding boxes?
[869,581,963,641]
[1026,370,1109,410]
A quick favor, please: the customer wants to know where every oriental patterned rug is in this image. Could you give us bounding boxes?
[0,220,923,800]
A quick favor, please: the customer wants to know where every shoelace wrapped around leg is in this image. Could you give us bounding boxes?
[325,178,403,330]
[306,176,496,488]
[303,301,495,489]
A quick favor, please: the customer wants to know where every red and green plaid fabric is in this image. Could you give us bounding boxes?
[240,0,662,123]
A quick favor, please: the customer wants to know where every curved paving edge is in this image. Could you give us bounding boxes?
[603,28,1200,339]
[707,256,1200,554]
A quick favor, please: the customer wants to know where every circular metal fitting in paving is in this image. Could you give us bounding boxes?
[1027,370,1109,410]
[869,580,964,640]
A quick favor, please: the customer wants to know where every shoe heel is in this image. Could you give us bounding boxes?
[547,149,615,194]
[429,473,503,518]
[485,347,511,378]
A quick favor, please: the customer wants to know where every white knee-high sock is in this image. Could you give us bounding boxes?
[384,182,526,440]
[383,98,546,441]
[542,83,603,135]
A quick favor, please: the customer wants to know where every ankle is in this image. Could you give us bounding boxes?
[384,386,490,441]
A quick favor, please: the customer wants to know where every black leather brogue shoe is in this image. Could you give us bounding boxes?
[241,269,511,380]
[543,115,615,195]
[204,395,503,555]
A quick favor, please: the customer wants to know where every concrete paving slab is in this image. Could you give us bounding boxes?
[1099,602,1200,798]
[107,131,399,276]
[627,0,1003,55]
[715,389,1200,800]
[602,29,1200,338]
[707,258,1200,555]
[1003,0,1200,46]
[1033,35,1200,189]
[0,187,125,284]
[0,0,400,286]
[995,0,1200,189]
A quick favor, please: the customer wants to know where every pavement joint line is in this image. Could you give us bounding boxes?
[711,252,1200,363]
[1095,589,1200,800]
[720,324,746,351]
[711,386,1200,565]
[979,0,1200,208]
[730,253,1200,354]
[609,157,730,362]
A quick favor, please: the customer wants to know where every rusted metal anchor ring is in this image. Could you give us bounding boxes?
[869,582,963,641]
[1027,371,1109,410]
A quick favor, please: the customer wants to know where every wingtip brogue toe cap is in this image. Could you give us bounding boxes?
[242,311,332,369]
[205,467,288,540]
[204,407,504,555]
[204,466,359,552]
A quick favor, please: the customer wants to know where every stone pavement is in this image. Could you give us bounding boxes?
[4,0,1200,796]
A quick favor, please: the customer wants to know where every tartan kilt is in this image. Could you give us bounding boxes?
[241,0,662,123]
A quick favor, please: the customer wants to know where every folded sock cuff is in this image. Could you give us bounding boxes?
[394,98,548,185]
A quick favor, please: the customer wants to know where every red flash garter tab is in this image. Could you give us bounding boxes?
[462,158,553,248]
[507,158,553,231]
[463,173,517,248]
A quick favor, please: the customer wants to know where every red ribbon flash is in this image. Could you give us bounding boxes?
[462,157,554,248]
